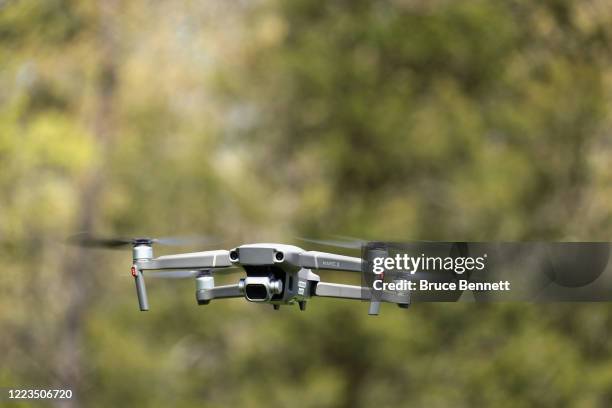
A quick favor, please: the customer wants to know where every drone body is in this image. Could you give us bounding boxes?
[71,235,411,315]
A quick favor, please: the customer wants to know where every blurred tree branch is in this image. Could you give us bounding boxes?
[54,1,118,406]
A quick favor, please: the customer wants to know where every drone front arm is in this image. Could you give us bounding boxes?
[298,251,362,272]
[136,250,232,271]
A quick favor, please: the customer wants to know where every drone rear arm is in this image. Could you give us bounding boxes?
[196,283,243,304]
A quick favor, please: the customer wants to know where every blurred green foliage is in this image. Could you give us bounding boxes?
[1,0,612,407]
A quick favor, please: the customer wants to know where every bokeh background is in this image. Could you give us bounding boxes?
[1,0,612,406]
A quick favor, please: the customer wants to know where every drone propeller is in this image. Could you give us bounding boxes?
[297,236,366,250]
[299,236,440,252]
[68,233,218,249]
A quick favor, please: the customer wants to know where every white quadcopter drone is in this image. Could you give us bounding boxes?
[71,235,411,315]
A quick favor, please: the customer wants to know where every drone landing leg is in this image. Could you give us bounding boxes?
[368,301,380,315]
[134,270,149,311]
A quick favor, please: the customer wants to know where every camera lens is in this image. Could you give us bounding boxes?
[229,250,239,261]
[275,251,284,262]
[245,284,269,301]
